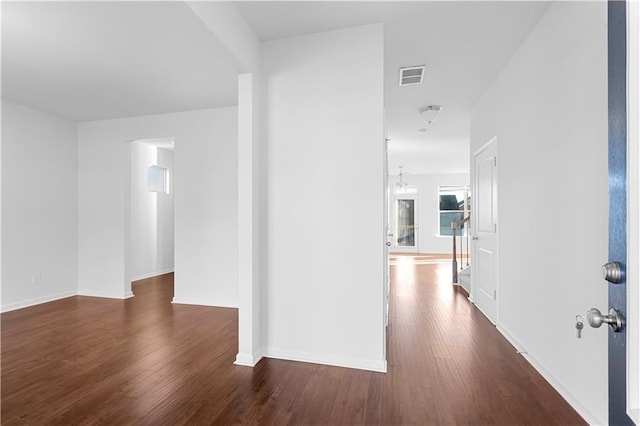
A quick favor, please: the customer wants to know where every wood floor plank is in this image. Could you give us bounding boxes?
[1,262,586,425]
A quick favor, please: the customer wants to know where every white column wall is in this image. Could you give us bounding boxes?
[236,72,265,366]
[1,101,78,311]
[262,24,386,371]
[470,2,608,423]
[186,0,265,369]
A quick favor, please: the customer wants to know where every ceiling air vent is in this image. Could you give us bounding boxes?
[399,65,425,86]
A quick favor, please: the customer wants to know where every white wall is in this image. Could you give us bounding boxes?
[157,148,174,274]
[78,107,238,306]
[263,24,386,371]
[1,101,78,311]
[130,142,157,280]
[470,2,607,423]
[130,143,174,281]
[388,173,470,254]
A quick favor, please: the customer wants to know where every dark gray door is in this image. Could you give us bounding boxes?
[607,1,633,424]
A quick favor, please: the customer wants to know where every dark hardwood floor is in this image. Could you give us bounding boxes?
[1,257,585,425]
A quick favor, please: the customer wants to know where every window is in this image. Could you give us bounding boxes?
[148,165,170,194]
[439,185,470,236]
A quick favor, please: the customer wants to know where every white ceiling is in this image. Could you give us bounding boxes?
[1,1,239,122]
[1,1,550,175]
[236,1,551,176]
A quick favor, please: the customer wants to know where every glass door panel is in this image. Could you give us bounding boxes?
[396,198,416,248]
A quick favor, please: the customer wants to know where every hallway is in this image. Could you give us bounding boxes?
[387,254,584,424]
[1,258,585,424]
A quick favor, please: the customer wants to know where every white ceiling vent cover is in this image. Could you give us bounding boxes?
[399,65,425,86]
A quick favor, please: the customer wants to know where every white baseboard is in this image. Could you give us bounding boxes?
[77,290,135,300]
[496,323,602,426]
[1,290,76,313]
[474,302,496,325]
[130,268,174,282]
[235,348,264,367]
[263,347,387,373]
[171,297,238,309]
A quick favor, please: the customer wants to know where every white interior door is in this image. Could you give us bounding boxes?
[472,137,498,323]
[393,194,418,253]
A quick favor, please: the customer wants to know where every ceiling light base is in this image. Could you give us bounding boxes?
[419,105,443,124]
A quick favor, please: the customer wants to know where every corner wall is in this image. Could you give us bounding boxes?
[1,101,78,311]
[77,107,238,306]
[470,2,608,423]
[263,24,386,371]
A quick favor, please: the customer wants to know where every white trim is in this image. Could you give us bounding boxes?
[457,271,471,294]
[77,290,134,300]
[171,297,238,309]
[496,323,601,426]
[474,302,496,326]
[130,268,174,282]
[234,347,264,367]
[263,347,387,373]
[1,291,76,313]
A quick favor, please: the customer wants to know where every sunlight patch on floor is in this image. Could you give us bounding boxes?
[390,254,462,304]
[393,256,417,287]
[435,266,455,301]
[389,254,452,266]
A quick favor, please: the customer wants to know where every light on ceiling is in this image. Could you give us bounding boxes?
[419,105,443,124]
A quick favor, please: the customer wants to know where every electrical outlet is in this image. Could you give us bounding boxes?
[32,273,42,285]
